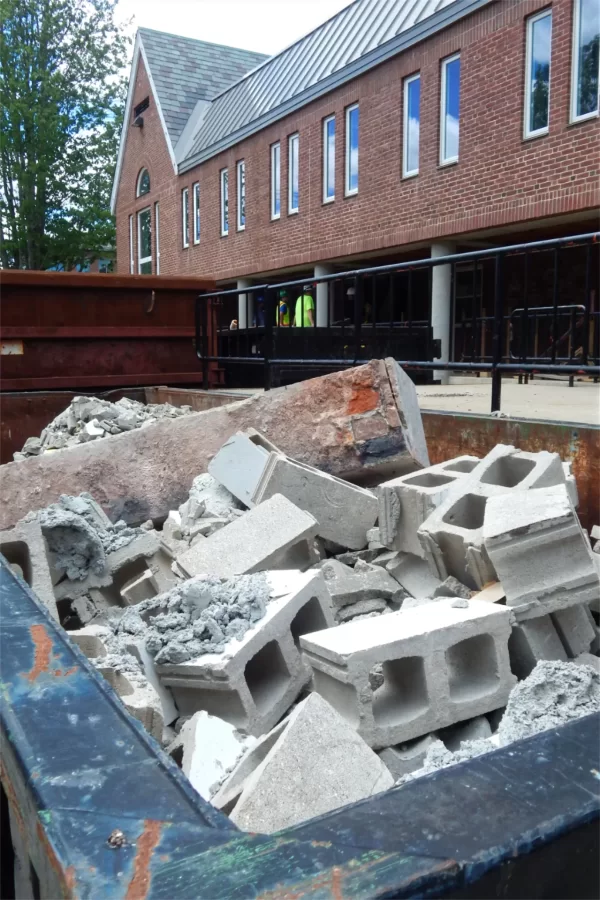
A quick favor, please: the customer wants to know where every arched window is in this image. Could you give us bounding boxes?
[136,168,150,197]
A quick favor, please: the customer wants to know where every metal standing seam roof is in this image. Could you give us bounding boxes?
[180,0,492,171]
[138,28,269,147]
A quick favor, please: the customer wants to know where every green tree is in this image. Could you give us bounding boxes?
[0,0,130,269]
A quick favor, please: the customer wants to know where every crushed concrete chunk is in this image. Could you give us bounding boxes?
[378,734,437,779]
[230,693,393,833]
[320,559,406,609]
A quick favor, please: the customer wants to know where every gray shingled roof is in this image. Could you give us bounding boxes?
[139,28,268,146]
[180,0,490,170]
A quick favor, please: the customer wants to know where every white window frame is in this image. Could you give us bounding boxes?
[524,10,552,140]
[236,160,246,231]
[288,133,299,215]
[271,142,281,220]
[322,115,335,203]
[402,73,420,178]
[344,103,359,196]
[220,168,229,236]
[440,53,460,165]
[192,182,200,244]
[570,0,599,123]
[154,202,160,274]
[137,207,152,274]
[128,214,134,274]
[181,187,189,248]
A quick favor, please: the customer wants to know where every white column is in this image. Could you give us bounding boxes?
[314,264,333,327]
[431,242,455,384]
[237,278,253,329]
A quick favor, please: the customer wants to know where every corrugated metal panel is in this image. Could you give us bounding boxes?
[181,0,491,170]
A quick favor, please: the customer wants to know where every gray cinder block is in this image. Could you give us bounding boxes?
[176,494,319,578]
[508,616,567,680]
[378,733,437,778]
[157,570,334,736]
[551,605,596,658]
[320,559,405,609]
[386,552,442,598]
[208,432,271,508]
[301,598,515,749]
[252,453,378,550]
[483,484,600,620]
[0,519,59,621]
[230,693,393,833]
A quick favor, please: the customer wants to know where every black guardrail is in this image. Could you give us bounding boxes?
[195,233,600,411]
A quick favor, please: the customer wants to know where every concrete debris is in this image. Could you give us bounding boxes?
[438,714,492,750]
[0,519,59,621]
[320,559,406,612]
[573,652,600,673]
[179,473,244,534]
[386,552,442,598]
[15,394,193,460]
[378,733,437,778]
[433,576,472,600]
[230,692,393,833]
[508,616,567,680]
[212,718,290,813]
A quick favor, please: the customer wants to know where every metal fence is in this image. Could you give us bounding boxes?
[196,232,600,411]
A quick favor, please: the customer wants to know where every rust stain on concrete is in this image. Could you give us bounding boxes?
[347,386,380,416]
[125,819,162,900]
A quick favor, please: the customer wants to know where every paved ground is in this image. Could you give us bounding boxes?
[416,378,599,426]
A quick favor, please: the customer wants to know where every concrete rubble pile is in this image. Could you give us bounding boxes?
[2,366,599,835]
[14,394,193,460]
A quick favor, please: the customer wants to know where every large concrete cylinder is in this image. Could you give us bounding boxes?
[430,243,455,384]
[314,264,333,327]
[237,278,253,329]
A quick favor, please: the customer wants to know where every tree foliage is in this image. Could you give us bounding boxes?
[0,0,130,269]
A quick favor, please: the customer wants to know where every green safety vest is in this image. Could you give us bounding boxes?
[294,294,314,327]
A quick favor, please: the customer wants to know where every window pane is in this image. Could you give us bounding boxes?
[290,135,299,211]
[194,184,200,241]
[238,162,245,227]
[405,76,420,174]
[576,0,599,117]
[139,210,151,258]
[222,171,229,233]
[138,169,150,196]
[347,106,359,192]
[272,145,280,216]
[529,14,551,132]
[325,118,335,198]
[140,260,152,275]
[443,58,460,160]
[183,190,189,245]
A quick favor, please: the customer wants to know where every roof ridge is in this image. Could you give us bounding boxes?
[138,26,270,59]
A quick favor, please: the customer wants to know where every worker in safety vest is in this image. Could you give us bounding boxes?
[294,284,315,327]
[277,289,290,326]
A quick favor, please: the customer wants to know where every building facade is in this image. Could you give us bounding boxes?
[112,0,599,376]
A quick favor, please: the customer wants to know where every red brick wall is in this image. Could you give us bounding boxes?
[116,0,599,280]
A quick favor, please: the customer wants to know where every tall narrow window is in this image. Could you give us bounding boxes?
[323,115,335,202]
[237,160,246,230]
[136,168,150,197]
[155,202,160,274]
[271,142,281,220]
[345,104,359,195]
[288,133,299,214]
[193,182,200,244]
[440,54,460,164]
[220,168,229,236]
[137,208,152,274]
[571,0,599,122]
[182,187,189,248]
[524,11,552,138]
[403,74,420,178]
[128,215,134,274]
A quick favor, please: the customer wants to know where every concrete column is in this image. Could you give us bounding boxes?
[237,278,253,329]
[431,242,455,384]
[314,264,333,327]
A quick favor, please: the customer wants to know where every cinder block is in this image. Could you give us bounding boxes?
[508,616,567,680]
[379,456,478,556]
[121,569,158,604]
[176,494,319,578]
[252,453,378,550]
[230,693,393,833]
[551,605,596,657]
[208,432,270,507]
[386,552,442,598]
[212,718,289,813]
[301,598,515,749]
[0,520,59,621]
[68,624,111,658]
[378,733,437,778]
[573,653,600,673]
[439,715,492,750]
[483,485,600,620]
[157,570,335,736]
[320,559,405,608]
[418,445,567,590]
[98,666,163,741]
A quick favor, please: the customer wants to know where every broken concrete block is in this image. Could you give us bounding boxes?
[121,570,158,605]
[302,597,515,749]
[483,485,600,620]
[551,605,596,657]
[572,653,600,673]
[337,598,389,623]
[418,445,568,590]
[68,624,111,658]
[508,616,567,680]
[379,457,478,555]
[125,640,179,726]
[320,559,405,609]
[433,576,472,600]
[253,454,378,550]
[168,711,255,801]
[208,432,270,507]
[378,734,437,779]
[336,549,381,566]
[98,667,163,741]
[230,693,393,833]
[439,715,492,751]
[563,461,579,508]
[176,494,319,578]
[157,570,334,736]
[0,519,59,621]
[386,552,442,598]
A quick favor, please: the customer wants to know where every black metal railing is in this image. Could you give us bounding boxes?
[195,232,600,412]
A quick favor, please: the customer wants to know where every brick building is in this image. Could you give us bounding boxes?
[112,0,599,377]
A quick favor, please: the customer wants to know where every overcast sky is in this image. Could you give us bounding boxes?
[116,0,352,55]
